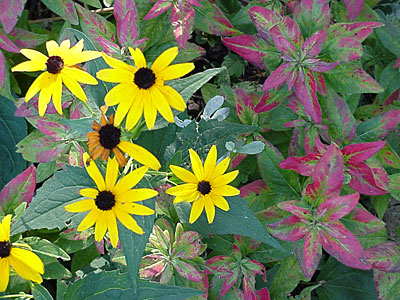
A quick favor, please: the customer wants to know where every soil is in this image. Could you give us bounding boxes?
[384,198,400,242]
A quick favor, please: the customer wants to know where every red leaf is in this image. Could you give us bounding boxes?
[173,260,203,282]
[0,166,36,210]
[305,143,344,203]
[249,6,282,42]
[317,193,359,222]
[239,179,268,198]
[143,0,171,20]
[365,241,400,273]
[269,24,298,57]
[320,221,371,270]
[342,141,386,165]
[8,28,48,48]
[278,200,311,219]
[302,30,326,58]
[171,3,195,48]
[279,153,321,176]
[0,0,26,33]
[268,216,308,241]
[343,0,365,21]
[307,60,338,72]
[394,58,400,69]
[295,235,322,280]
[0,33,19,53]
[348,163,388,195]
[114,0,137,25]
[254,92,280,113]
[343,206,385,235]
[0,51,5,91]
[262,62,293,91]
[114,0,139,47]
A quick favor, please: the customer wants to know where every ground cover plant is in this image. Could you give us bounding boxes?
[1,0,400,299]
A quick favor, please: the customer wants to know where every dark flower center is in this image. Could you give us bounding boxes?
[134,67,156,89]
[197,181,211,195]
[46,56,64,74]
[0,241,11,258]
[95,191,116,211]
[99,124,121,150]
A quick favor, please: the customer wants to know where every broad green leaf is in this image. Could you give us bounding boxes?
[378,61,400,104]
[356,110,400,142]
[41,0,78,25]
[175,196,282,250]
[375,15,400,57]
[389,173,400,201]
[257,139,301,198]
[11,166,94,235]
[0,96,27,190]
[170,67,225,101]
[79,0,102,8]
[316,257,376,300]
[373,269,400,300]
[31,283,54,300]
[24,236,70,260]
[296,0,330,37]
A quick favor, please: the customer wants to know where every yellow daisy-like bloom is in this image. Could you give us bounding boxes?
[11,39,101,117]
[96,47,194,130]
[0,215,44,292]
[65,153,157,248]
[166,145,240,224]
[87,108,161,169]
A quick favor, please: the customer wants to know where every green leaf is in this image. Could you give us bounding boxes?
[170,67,225,101]
[221,54,246,78]
[24,237,70,260]
[389,173,400,201]
[118,177,156,290]
[257,139,301,198]
[0,96,27,190]
[375,16,400,57]
[370,194,389,219]
[79,0,102,8]
[31,283,54,300]
[316,257,377,300]
[175,196,282,250]
[378,61,400,104]
[373,269,400,300]
[11,166,94,235]
[356,110,400,142]
[71,243,100,273]
[41,0,78,24]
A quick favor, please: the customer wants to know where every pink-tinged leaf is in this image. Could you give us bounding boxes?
[278,200,311,219]
[117,10,139,47]
[314,72,327,95]
[262,63,293,91]
[171,4,195,48]
[307,60,338,72]
[0,166,36,211]
[172,231,202,259]
[279,153,321,176]
[248,6,282,42]
[348,163,388,195]
[320,221,371,270]
[231,153,246,169]
[0,0,26,33]
[342,141,386,165]
[0,51,5,90]
[394,58,400,69]
[42,0,78,25]
[294,69,322,124]
[335,21,382,43]
[172,260,203,282]
[95,240,104,255]
[268,216,308,241]
[114,0,137,25]
[357,110,400,142]
[303,126,321,155]
[240,179,268,197]
[286,94,305,116]
[342,206,385,236]
[376,143,400,170]
[234,88,256,125]
[295,0,330,35]
[143,0,172,20]
[140,256,166,278]
[269,24,298,57]
[232,244,242,261]
[68,144,84,167]
[365,241,400,273]
[254,92,280,113]
[284,119,307,128]
[343,0,365,21]
[302,30,326,57]
[305,143,344,203]
[373,269,400,300]
[187,0,202,6]
[95,36,121,55]
[288,127,303,156]
[222,35,271,69]
[317,193,359,222]
[295,235,322,280]
[383,89,399,106]
[8,28,48,48]
[257,288,271,300]
[27,117,69,140]
[0,33,19,53]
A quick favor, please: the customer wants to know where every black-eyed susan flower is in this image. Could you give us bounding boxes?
[96,47,194,130]
[0,215,44,292]
[166,145,240,224]
[11,39,101,117]
[87,108,161,169]
[65,153,157,248]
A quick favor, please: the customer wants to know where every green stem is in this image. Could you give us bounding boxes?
[146,170,172,176]
[82,100,95,117]
[0,294,33,299]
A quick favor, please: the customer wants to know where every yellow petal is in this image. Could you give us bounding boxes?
[151,47,178,73]
[125,96,143,130]
[212,157,230,179]
[0,215,12,241]
[116,188,158,203]
[151,87,174,123]
[107,211,118,248]
[101,52,135,72]
[84,152,106,190]
[204,195,215,223]
[65,199,96,212]
[143,92,157,129]
[52,75,63,115]
[25,72,47,102]
[166,183,197,196]
[129,47,147,68]
[124,203,155,215]
[60,39,70,50]
[118,141,161,170]
[79,188,99,198]
[10,248,44,274]
[213,170,239,187]
[77,209,99,231]
[20,49,48,63]
[63,67,98,85]
[96,68,133,83]
[169,165,197,183]
[11,60,46,72]
[158,63,194,81]
[0,258,9,292]
[94,211,107,241]
[70,39,84,53]
[210,193,230,211]
[204,145,217,181]
[189,198,204,224]
[114,207,144,234]
[67,50,102,65]
[112,166,148,194]
[60,71,87,101]
[159,85,186,111]
[189,149,204,181]
[114,86,137,126]
[9,251,43,283]
[105,156,119,190]
[38,74,55,117]
[211,185,239,196]
[105,83,133,106]
[46,40,60,56]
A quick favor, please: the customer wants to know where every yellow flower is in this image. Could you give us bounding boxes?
[11,39,101,117]
[0,215,44,292]
[97,47,194,130]
[65,153,157,248]
[87,108,161,169]
[166,145,240,224]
